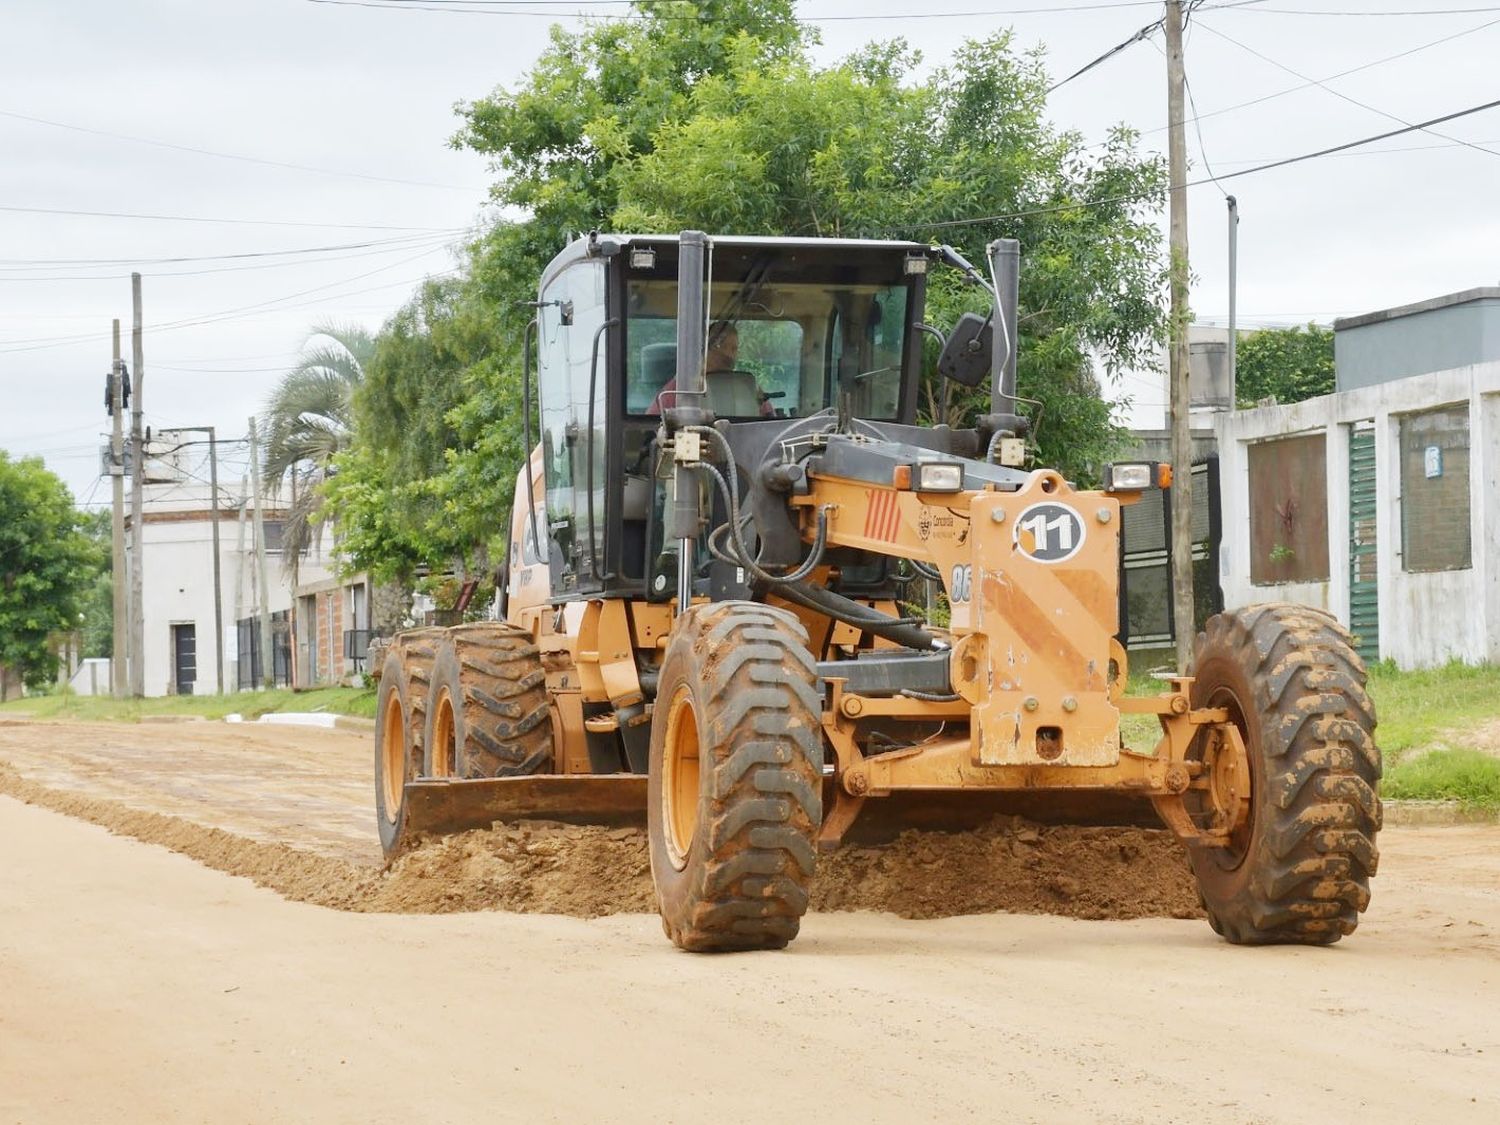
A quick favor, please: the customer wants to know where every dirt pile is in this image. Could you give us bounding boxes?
[813,817,1202,920]
[1,762,1198,921]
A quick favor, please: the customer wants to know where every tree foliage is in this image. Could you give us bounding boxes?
[262,323,374,580]
[77,509,114,660]
[1235,322,1334,408]
[0,453,100,689]
[323,2,1166,575]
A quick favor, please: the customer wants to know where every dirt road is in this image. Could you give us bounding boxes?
[3,719,1500,1122]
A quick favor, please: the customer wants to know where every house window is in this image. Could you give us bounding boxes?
[1400,405,1471,572]
[1248,433,1330,585]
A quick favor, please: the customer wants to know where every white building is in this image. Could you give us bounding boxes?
[125,435,371,696]
[1216,305,1500,670]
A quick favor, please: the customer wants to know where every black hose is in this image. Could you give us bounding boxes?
[775,580,940,652]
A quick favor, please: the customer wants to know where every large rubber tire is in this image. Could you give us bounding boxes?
[396,627,442,771]
[374,648,421,861]
[425,623,553,780]
[647,602,823,952]
[1188,604,1381,945]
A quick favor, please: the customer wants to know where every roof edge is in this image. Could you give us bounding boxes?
[1334,286,1500,332]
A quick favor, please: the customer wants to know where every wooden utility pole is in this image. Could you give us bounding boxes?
[109,320,128,699]
[247,417,274,690]
[129,273,146,696]
[1166,1,1195,673]
[206,428,224,695]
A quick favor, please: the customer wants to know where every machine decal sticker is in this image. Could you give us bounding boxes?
[1013,501,1086,564]
[864,489,902,542]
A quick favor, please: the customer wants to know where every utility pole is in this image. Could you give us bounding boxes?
[129,273,146,697]
[109,320,128,699]
[1166,1,1195,674]
[207,428,224,695]
[1227,195,1240,407]
[247,416,274,690]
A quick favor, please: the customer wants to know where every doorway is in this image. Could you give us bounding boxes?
[172,623,197,696]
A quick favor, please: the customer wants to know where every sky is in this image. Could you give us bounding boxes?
[3,0,1498,506]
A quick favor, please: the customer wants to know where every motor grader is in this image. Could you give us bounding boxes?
[373,230,1380,952]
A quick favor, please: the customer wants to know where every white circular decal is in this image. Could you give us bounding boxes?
[1013,501,1086,564]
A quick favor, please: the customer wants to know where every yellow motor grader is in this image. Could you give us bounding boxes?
[373,230,1380,951]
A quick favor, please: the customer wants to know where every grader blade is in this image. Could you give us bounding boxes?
[401,775,647,838]
[831,788,1169,846]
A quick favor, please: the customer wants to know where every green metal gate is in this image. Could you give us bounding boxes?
[1348,422,1379,662]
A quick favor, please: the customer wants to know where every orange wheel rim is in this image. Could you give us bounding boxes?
[380,690,405,822]
[661,685,700,871]
[431,687,456,778]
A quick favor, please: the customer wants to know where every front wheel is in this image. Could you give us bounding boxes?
[1188,604,1381,945]
[647,602,823,952]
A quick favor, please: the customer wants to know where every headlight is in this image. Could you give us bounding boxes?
[1103,462,1168,491]
[914,461,964,492]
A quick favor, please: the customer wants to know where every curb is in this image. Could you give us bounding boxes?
[334,715,376,733]
[1382,799,1500,827]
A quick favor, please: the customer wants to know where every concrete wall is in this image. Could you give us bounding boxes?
[1335,290,1500,392]
[1215,361,1500,669]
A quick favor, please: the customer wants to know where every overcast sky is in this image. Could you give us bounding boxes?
[4,0,1498,504]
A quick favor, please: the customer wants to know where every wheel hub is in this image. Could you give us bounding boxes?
[380,691,404,822]
[660,686,700,871]
[1198,723,1252,842]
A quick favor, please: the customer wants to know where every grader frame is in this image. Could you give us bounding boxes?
[374,230,1379,952]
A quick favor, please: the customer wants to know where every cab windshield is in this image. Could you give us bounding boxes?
[624,273,910,421]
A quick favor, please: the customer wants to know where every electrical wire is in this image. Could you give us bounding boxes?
[901,92,1500,232]
[1194,18,1500,161]
[0,108,483,193]
[0,231,465,269]
[0,234,458,282]
[1215,4,1500,15]
[0,244,453,354]
[306,0,1203,19]
[0,201,454,232]
[1048,14,1164,93]
[1132,14,1500,141]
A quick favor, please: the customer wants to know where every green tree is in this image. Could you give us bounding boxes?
[1235,323,1334,408]
[262,323,374,581]
[328,4,1166,572]
[76,509,114,659]
[0,453,100,693]
[613,34,1165,480]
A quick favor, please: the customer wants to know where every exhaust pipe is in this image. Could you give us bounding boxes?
[979,238,1025,439]
[667,231,710,615]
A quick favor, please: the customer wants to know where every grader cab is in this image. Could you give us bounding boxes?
[374,231,1380,952]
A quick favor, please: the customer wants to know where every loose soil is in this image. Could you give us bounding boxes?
[0,755,1199,921]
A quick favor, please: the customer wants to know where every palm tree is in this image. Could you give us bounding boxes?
[262,323,374,585]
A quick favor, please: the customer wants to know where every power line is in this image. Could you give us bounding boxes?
[1179,19,1229,196]
[905,91,1500,231]
[306,0,1209,19]
[0,109,482,193]
[0,246,455,354]
[1216,4,1500,15]
[0,233,457,282]
[1194,18,1500,161]
[0,201,454,232]
[0,231,463,269]
[1048,14,1164,93]
[1130,14,1500,141]
[1213,136,1500,166]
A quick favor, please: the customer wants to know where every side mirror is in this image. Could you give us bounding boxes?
[937,312,991,387]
